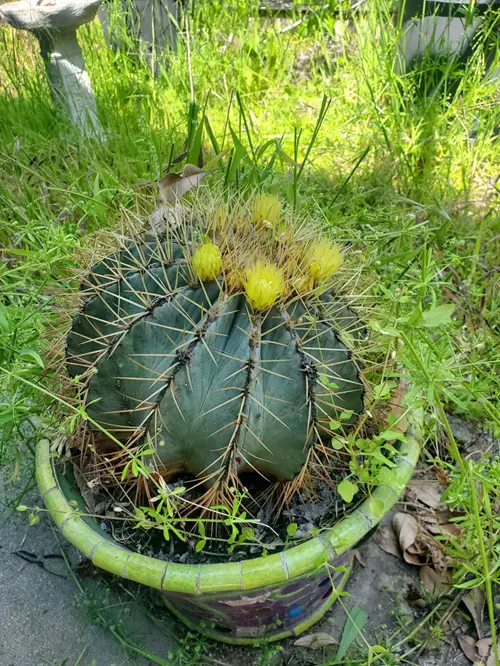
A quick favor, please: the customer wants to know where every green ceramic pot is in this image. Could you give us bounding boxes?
[36,417,420,645]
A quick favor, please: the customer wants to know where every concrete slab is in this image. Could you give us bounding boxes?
[0,469,178,666]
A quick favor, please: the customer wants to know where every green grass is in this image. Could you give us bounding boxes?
[0,0,499,663]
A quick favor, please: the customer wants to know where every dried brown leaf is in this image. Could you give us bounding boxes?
[294,632,338,648]
[406,479,446,510]
[457,634,480,663]
[486,640,500,666]
[72,464,96,513]
[419,565,451,596]
[392,512,447,569]
[157,164,208,203]
[373,524,401,558]
[148,202,185,234]
[424,515,462,538]
[406,584,426,608]
[425,538,448,571]
[434,465,450,485]
[353,549,366,567]
[386,378,408,433]
[463,587,486,640]
[393,512,419,551]
[443,611,466,634]
[476,638,492,658]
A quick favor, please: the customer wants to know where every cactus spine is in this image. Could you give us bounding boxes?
[67,197,365,499]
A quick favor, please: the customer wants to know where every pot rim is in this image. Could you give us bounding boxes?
[36,410,421,595]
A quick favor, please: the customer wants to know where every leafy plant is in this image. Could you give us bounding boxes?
[441,458,500,666]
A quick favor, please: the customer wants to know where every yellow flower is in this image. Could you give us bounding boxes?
[305,241,343,282]
[192,242,222,282]
[251,194,281,229]
[245,263,284,310]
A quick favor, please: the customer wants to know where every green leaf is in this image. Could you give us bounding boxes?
[337,479,359,503]
[195,539,206,553]
[377,466,395,485]
[319,373,330,386]
[369,645,390,659]
[29,511,40,525]
[0,304,11,333]
[187,115,204,166]
[227,524,239,545]
[139,448,156,457]
[19,347,44,368]
[370,450,396,467]
[378,429,406,442]
[121,462,130,481]
[226,126,248,184]
[238,526,255,543]
[286,522,298,537]
[335,605,368,660]
[367,319,400,337]
[169,524,185,542]
[372,381,394,399]
[203,115,221,155]
[358,467,370,482]
[331,437,345,450]
[422,304,455,327]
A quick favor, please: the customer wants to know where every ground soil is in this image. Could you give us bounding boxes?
[0,462,473,666]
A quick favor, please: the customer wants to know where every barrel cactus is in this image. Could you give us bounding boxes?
[66,196,365,507]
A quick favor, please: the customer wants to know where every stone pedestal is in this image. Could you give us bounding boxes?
[38,28,103,138]
[0,0,105,139]
[397,0,500,73]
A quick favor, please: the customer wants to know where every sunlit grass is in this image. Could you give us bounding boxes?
[0,3,499,663]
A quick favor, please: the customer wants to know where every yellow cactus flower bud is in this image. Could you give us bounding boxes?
[305,241,343,282]
[251,194,281,229]
[192,242,222,282]
[245,263,285,310]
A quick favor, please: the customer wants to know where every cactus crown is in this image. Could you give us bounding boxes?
[66,194,367,518]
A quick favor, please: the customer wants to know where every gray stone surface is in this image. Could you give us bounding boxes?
[398,15,481,70]
[0,469,177,666]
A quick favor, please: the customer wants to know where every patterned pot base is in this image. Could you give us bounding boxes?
[163,551,353,644]
[36,422,420,646]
